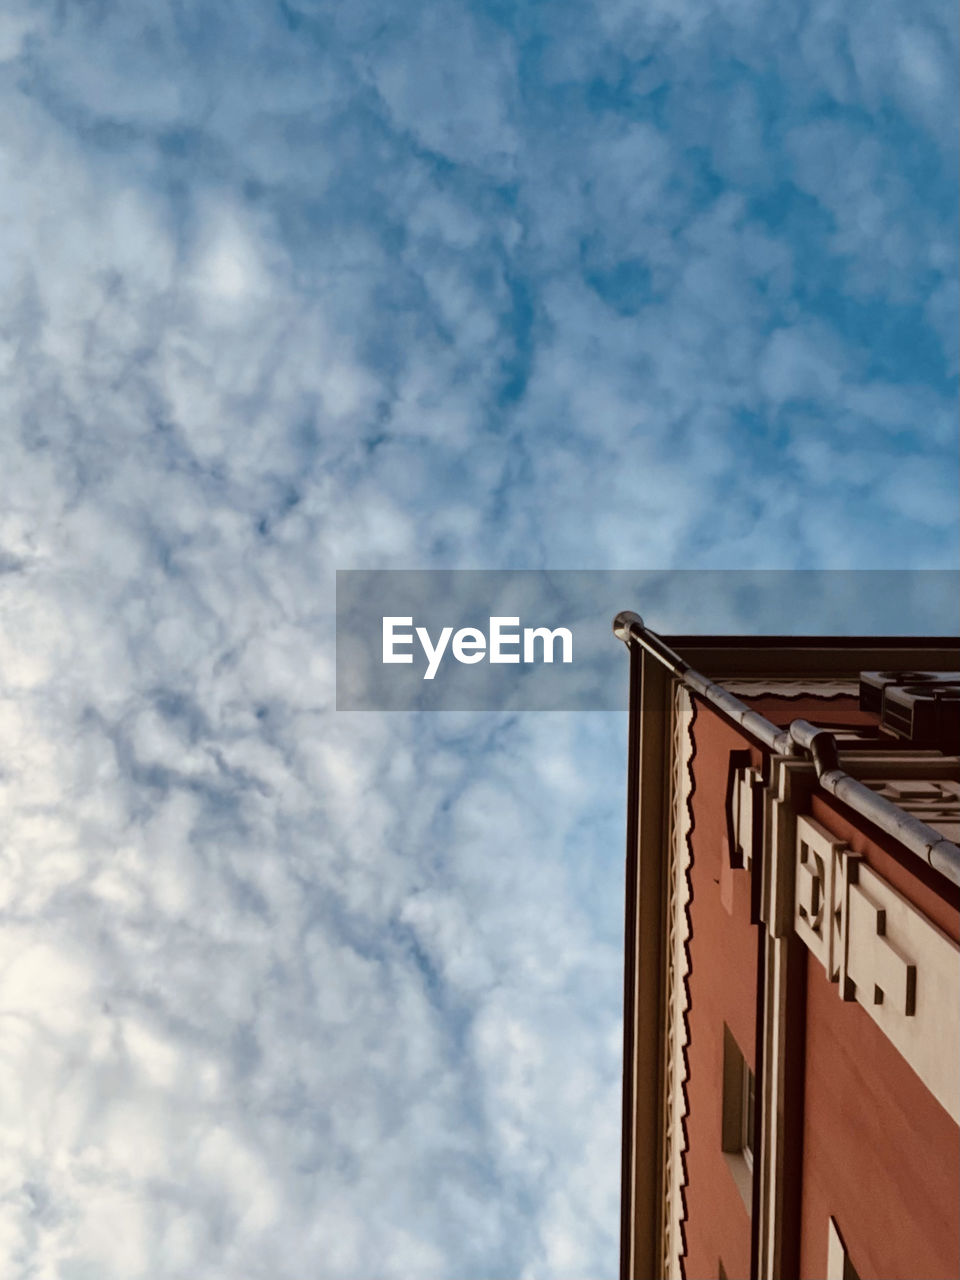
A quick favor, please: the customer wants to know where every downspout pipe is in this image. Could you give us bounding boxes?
[613,611,960,889]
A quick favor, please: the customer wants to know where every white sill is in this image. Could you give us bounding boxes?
[723,1148,753,1214]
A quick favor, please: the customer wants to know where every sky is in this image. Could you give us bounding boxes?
[0,1,957,1277]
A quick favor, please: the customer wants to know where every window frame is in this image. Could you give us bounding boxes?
[721,1024,755,1212]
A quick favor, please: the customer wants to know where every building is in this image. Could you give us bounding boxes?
[613,614,960,1280]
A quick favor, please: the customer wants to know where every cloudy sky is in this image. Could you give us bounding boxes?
[0,1,956,1276]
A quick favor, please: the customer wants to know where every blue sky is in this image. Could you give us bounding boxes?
[0,0,956,1276]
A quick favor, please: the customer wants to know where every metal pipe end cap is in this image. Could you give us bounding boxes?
[613,610,644,642]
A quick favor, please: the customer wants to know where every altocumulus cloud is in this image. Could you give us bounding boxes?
[0,0,956,1276]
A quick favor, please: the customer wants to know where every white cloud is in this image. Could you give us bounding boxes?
[366,6,519,171]
[0,0,955,1275]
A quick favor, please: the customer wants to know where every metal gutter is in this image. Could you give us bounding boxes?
[613,611,960,889]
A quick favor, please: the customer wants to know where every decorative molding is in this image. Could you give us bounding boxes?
[841,859,959,1122]
[860,778,960,843]
[757,757,819,1280]
[794,814,848,983]
[723,678,860,698]
[660,682,695,1280]
[789,808,960,1122]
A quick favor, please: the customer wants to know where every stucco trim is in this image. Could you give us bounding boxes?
[660,682,695,1280]
[723,678,860,698]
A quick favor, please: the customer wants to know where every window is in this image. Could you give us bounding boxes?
[722,1024,755,1211]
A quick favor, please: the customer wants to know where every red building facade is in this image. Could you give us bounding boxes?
[615,620,959,1280]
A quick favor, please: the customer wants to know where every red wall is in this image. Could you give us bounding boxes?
[683,702,758,1280]
[798,802,960,1280]
[681,692,958,1280]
